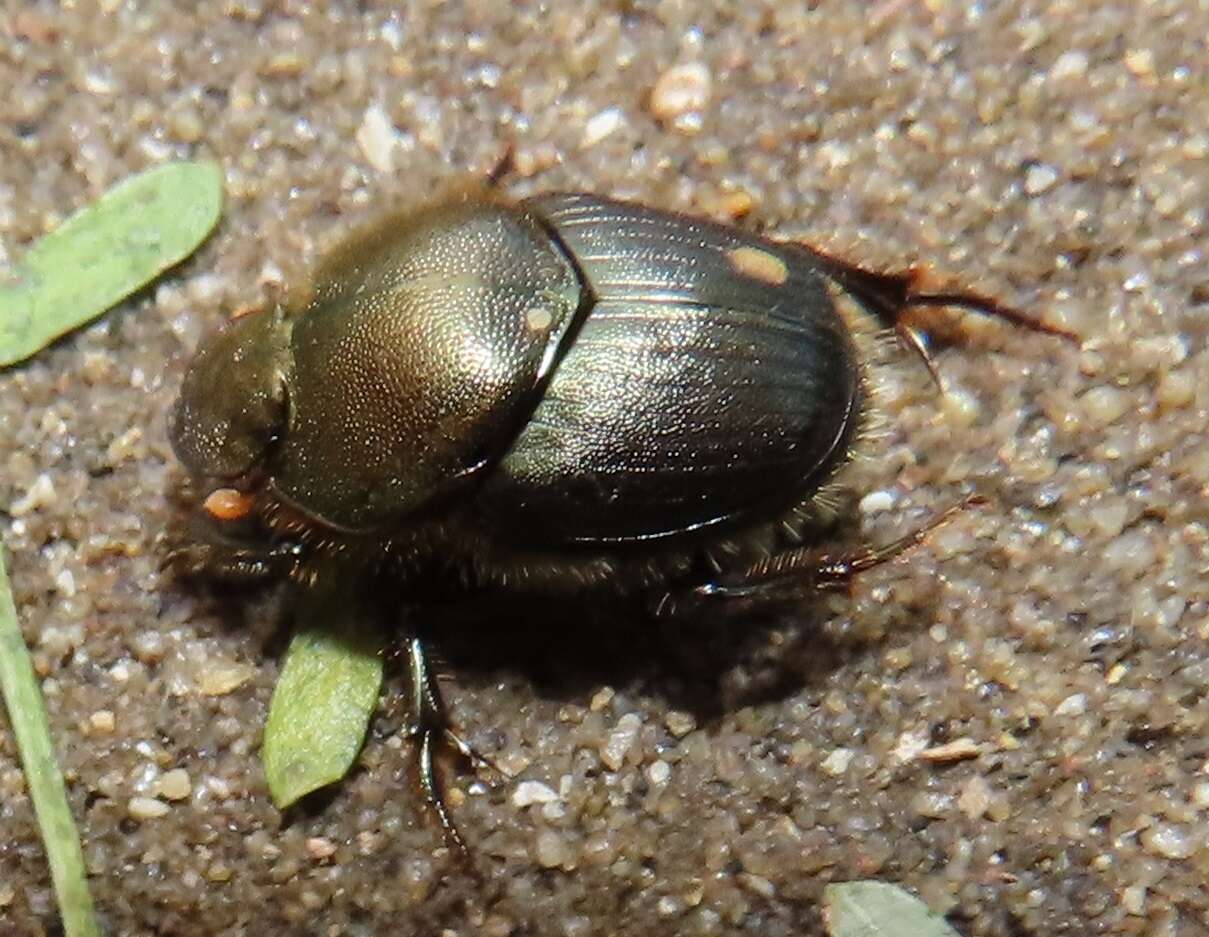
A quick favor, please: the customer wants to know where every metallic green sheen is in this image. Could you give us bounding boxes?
[269,199,582,531]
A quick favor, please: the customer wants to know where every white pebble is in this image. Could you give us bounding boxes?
[306,836,337,860]
[859,490,895,515]
[1024,163,1059,195]
[581,107,624,148]
[649,63,712,122]
[356,103,401,173]
[534,829,569,868]
[1142,824,1194,859]
[128,796,170,820]
[821,748,854,776]
[512,780,559,807]
[11,474,57,516]
[1157,370,1196,409]
[156,768,192,801]
[600,713,642,770]
[1122,884,1146,915]
[1054,693,1087,717]
[1050,50,1089,80]
[647,760,671,785]
[1080,386,1129,427]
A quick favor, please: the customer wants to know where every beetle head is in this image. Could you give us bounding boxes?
[169,307,291,489]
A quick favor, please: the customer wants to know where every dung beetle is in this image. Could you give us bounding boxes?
[169,189,1074,848]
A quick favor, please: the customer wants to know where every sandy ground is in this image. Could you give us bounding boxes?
[2,2,1207,935]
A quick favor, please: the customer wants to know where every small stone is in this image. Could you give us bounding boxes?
[356,103,401,173]
[1157,370,1196,409]
[918,738,981,764]
[1123,49,1155,79]
[1054,693,1087,717]
[821,748,854,776]
[892,729,930,764]
[90,710,116,734]
[495,749,531,778]
[1024,163,1059,195]
[589,687,614,711]
[649,62,712,126]
[306,837,337,860]
[534,829,569,868]
[1122,884,1146,915]
[156,768,191,801]
[11,474,57,516]
[512,780,559,807]
[1080,386,1129,427]
[581,107,624,148]
[196,661,255,696]
[600,713,642,770]
[958,776,993,819]
[647,760,671,785]
[128,796,170,820]
[482,915,515,937]
[739,873,776,898]
[665,710,696,738]
[911,791,953,819]
[1050,50,1089,80]
[859,490,895,515]
[206,862,232,883]
[1142,824,1194,859]
[260,51,305,78]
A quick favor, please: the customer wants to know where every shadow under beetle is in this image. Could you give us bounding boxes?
[168,189,1074,850]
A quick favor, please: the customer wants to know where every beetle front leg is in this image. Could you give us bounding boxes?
[401,634,497,854]
[164,537,305,584]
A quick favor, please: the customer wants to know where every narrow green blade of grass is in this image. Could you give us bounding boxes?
[823,881,960,937]
[0,549,101,937]
[263,588,386,808]
[0,160,223,367]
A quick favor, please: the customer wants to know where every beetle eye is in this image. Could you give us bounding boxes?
[170,308,291,482]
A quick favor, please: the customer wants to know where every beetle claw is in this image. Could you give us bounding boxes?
[402,634,497,853]
[414,726,469,855]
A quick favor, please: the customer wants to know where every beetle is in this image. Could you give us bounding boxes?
[168,189,1073,849]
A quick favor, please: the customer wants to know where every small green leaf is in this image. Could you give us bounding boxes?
[263,588,386,808]
[0,160,223,367]
[0,548,101,937]
[823,881,961,937]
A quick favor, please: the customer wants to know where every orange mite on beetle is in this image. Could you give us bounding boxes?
[168,188,1076,851]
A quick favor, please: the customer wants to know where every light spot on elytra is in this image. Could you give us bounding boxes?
[525,306,553,332]
[728,246,788,286]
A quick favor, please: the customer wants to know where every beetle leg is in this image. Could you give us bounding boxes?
[801,244,1079,384]
[163,538,303,583]
[402,634,497,853]
[660,496,986,614]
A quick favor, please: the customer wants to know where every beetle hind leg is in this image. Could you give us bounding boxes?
[658,496,985,615]
[802,244,1079,386]
[401,634,498,854]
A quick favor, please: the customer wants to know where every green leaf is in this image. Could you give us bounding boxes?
[0,160,223,367]
[263,588,386,808]
[0,549,101,937]
[823,881,961,937]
